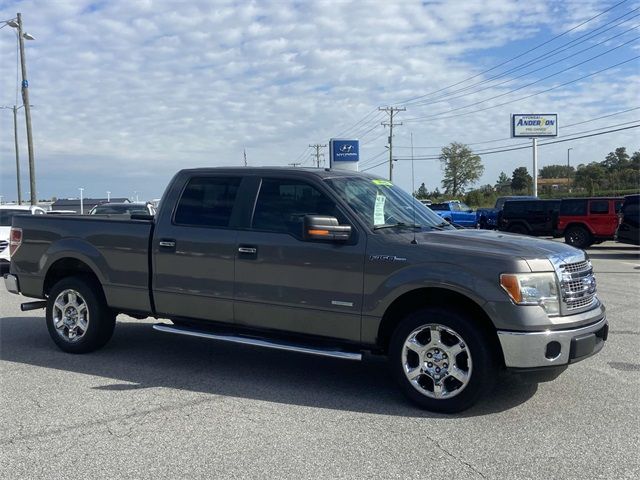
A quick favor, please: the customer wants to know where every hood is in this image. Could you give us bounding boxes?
[392,228,584,265]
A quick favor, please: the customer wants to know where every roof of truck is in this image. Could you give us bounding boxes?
[178,167,378,180]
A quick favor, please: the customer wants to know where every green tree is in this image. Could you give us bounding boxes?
[603,147,630,171]
[414,182,428,198]
[495,171,511,194]
[539,164,575,179]
[511,167,532,193]
[439,142,484,196]
[574,162,606,194]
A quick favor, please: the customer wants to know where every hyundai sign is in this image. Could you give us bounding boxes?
[329,138,359,171]
[512,114,558,137]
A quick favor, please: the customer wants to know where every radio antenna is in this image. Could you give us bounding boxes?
[410,131,417,245]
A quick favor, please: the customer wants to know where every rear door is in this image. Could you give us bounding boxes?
[152,174,246,323]
[234,176,365,341]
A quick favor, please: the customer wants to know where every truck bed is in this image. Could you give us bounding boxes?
[11,215,154,314]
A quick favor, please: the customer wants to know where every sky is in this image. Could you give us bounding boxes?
[0,0,638,202]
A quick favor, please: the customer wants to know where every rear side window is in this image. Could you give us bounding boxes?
[252,178,342,237]
[560,199,587,216]
[504,202,527,215]
[174,176,242,227]
[589,200,609,214]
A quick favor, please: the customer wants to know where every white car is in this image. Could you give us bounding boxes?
[0,205,47,273]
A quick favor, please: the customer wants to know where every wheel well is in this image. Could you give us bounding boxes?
[43,258,102,296]
[564,222,593,235]
[376,288,504,365]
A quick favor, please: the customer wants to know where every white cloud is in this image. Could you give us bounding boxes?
[0,0,638,201]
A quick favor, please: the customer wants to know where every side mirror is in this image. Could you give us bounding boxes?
[303,215,351,242]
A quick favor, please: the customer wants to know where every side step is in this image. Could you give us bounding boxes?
[153,323,362,361]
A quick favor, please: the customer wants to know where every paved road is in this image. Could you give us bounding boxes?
[1,242,638,479]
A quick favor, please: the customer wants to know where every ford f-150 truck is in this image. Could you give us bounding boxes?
[4,168,607,413]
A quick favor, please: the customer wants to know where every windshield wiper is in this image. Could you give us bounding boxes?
[373,222,421,231]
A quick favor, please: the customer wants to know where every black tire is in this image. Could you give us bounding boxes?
[46,275,115,353]
[564,225,592,249]
[389,307,498,413]
[507,224,528,235]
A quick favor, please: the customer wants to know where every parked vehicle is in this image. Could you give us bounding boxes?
[0,205,46,274]
[476,196,536,229]
[4,168,607,413]
[497,199,560,236]
[555,197,623,249]
[615,194,640,246]
[89,202,156,216]
[429,200,477,227]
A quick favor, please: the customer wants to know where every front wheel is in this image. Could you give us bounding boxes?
[46,275,115,353]
[389,307,497,413]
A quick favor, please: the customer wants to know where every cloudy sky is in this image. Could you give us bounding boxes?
[0,0,638,202]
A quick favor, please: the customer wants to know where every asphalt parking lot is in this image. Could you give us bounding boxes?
[1,241,638,479]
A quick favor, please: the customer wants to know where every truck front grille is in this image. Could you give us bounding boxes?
[559,260,597,312]
[0,240,8,253]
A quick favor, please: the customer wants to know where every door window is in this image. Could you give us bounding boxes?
[589,200,609,215]
[174,176,242,227]
[252,178,343,237]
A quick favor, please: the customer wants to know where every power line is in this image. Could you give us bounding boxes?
[393,0,630,106]
[309,143,327,168]
[402,55,640,123]
[403,8,640,108]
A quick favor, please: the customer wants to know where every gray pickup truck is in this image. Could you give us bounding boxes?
[4,168,607,412]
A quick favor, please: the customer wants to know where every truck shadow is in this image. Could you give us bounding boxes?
[0,316,538,418]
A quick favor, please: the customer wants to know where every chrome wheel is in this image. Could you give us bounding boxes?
[52,289,89,342]
[402,323,472,399]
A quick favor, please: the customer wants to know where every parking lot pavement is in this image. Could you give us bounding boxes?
[1,241,638,479]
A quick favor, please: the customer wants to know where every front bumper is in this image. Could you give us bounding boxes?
[497,315,608,368]
[4,273,20,294]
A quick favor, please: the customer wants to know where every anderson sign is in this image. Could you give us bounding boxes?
[512,114,558,137]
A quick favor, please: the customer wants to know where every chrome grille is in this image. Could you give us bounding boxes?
[0,240,8,253]
[559,259,597,312]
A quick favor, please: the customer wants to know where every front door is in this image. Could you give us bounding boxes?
[234,177,365,342]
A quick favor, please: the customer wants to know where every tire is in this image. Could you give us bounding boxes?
[46,275,115,353]
[508,224,528,235]
[389,307,498,413]
[564,225,592,249]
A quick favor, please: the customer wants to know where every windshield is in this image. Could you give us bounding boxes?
[325,177,454,231]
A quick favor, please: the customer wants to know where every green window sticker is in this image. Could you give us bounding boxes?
[372,179,393,186]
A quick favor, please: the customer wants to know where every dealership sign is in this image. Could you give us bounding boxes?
[330,139,360,163]
[511,114,558,137]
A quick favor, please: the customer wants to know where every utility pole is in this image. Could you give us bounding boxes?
[16,13,36,206]
[12,106,22,204]
[379,106,405,181]
[309,144,327,168]
[243,148,247,167]
[288,162,302,168]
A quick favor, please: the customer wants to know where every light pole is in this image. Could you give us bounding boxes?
[567,148,573,191]
[0,105,25,204]
[106,191,111,202]
[79,188,84,215]
[3,14,36,205]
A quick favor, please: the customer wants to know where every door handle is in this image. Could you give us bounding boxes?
[238,246,257,254]
[159,240,176,248]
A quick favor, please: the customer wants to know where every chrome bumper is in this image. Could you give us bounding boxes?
[3,274,19,295]
[497,316,608,369]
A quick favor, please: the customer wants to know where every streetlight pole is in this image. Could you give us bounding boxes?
[106,191,111,202]
[79,188,84,215]
[14,13,36,206]
[0,105,23,204]
[567,148,573,192]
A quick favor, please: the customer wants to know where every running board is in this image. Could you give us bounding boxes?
[152,323,362,361]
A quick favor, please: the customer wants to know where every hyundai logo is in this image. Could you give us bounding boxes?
[339,144,354,153]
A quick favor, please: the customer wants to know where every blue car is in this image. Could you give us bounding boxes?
[429,200,477,228]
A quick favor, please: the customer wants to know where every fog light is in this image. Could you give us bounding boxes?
[545,341,561,360]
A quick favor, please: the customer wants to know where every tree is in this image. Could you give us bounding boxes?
[539,164,575,179]
[495,171,511,193]
[414,182,428,198]
[439,142,484,196]
[574,162,607,194]
[603,147,630,171]
[511,167,532,193]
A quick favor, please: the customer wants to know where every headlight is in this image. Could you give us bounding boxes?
[500,272,560,316]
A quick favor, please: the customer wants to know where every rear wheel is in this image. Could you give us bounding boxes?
[46,275,115,353]
[389,307,497,413]
[564,225,592,249]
